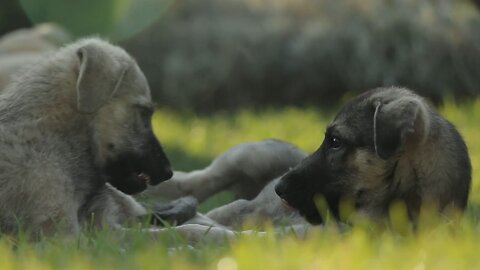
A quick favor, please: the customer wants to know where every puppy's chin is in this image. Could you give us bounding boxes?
[102,151,172,195]
[282,196,325,225]
[107,174,148,195]
[303,212,323,225]
[296,205,324,225]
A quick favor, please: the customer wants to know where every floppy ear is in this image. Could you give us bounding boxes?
[76,44,127,113]
[373,96,430,159]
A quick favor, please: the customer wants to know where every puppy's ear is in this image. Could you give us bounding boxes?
[76,44,127,113]
[373,96,430,159]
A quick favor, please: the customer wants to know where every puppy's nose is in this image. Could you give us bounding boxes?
[162,167,173,181]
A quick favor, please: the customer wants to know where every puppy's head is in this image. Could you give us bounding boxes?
[275,87,431,224]
[74,39,172,195]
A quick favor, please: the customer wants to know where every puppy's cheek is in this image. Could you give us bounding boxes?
[96,140,130,167]
[94,147,118,168]
[90,134,111,166]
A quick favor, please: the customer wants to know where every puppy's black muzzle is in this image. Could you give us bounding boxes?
[275,149,341,225]
[142,134,173,185]
[105,133,172,195]
[275,160,325,224]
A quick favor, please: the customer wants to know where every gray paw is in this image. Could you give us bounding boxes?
[150,196,198,226]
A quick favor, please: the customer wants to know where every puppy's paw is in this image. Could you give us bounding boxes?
[150,196,198,226]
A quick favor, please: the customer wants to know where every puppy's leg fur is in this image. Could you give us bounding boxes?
[138,140,307,229]
[79,184,148,230]
[78,187,239,244]
[140,140,307,202]
[142,170,229,202]
[149,196,199,226]
[206,179,305,228]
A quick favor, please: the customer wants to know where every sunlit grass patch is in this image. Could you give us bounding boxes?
[228,223,480,270]
[152,100,480,269]
[152,107,330,166]
[0,100,478,269]
[153,100,480,210]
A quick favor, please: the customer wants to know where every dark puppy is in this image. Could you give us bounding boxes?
[276,87,471,225]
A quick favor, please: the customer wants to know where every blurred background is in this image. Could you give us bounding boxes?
[1,0,479,113]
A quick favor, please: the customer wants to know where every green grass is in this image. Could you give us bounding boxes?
[1,101,480,269]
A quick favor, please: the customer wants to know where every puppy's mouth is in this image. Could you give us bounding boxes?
[280,197,324,224]
[280,198,295,211]
[135,172,152,185]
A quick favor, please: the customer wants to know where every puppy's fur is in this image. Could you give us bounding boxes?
[143,140,307,229]
[143,139,306,201]
[276,87,471,225]
[0,37,275,243]
[0,38,172,238]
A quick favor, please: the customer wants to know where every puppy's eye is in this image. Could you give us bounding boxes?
[329,137,342,149]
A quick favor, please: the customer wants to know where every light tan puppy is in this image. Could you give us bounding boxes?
[0,37,280,243]
[0,37,173,238]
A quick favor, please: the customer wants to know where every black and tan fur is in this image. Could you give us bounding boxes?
[275,87,471,225]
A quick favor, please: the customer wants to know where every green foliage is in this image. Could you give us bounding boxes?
[19,0,172,41]
[152,107,330,167]
[0,101,479,269]
[123,0,480,113]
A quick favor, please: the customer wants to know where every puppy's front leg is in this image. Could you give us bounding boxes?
[140,170,229,202]
[149,196,199,226]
